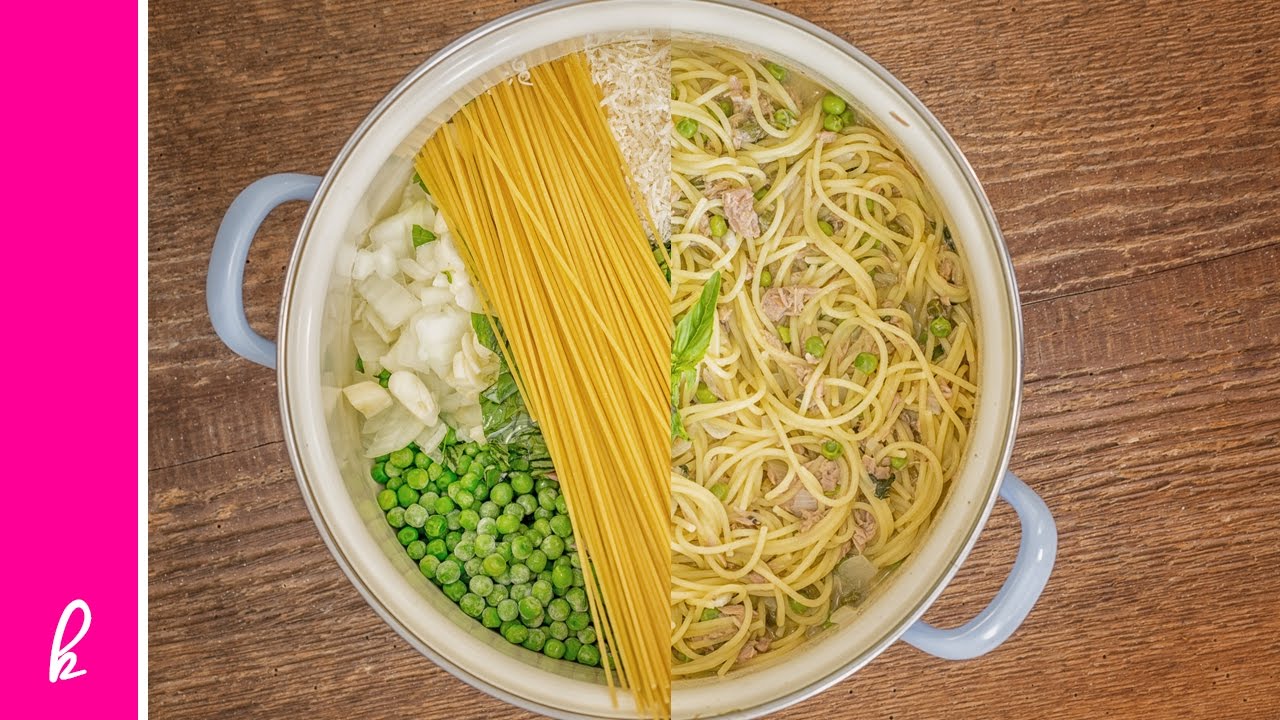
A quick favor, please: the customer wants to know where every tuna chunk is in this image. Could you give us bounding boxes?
[802,456,843,491]
[721,187,761,239]
[760,286,821,322]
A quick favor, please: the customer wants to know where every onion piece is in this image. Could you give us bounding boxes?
[388,371,439,426]
[342,381,392,418]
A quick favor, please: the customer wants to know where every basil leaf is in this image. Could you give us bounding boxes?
[471,313,502,355]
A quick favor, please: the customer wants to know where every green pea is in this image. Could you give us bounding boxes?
[424,515,447,539]
[523,628,547,652]
[464,557,483,578]
[853,352,878,374]
[404,468,429,490]
[376,489,397,511]
[804,336,826,358]
[510,583,531,601]
[502,622,528,645]
[436,559,462,585]
[821,93,847,115]
[434,496,456,514]
[531,580,554,605]
[891,455,909,470]
[475,534,497,557]
[840,107,856,127]
[823,113,845,132]
[577,644,601,667]
[482,553,507,577]
[541,534,565,560]
[709,214,728,238]
[414,451,430,468]
[929,316,953,338]
[371,463,389,484]
[396,526,419,546]
[526,549,548,574]
[549,620,570,640]
[404,503,429,528]
[497,598,519,622]
[567,610,591,632]
[549,515,573,538]
[388,447,413,468]
[565,587,588,613]
[512,536,534,561]
[418,555,440,580]
[481,607,502,629]
[772,108,796,129]
[443,581,467,602]
[456,455,472,474]
[778,325,792,344]
[821,440,844,460]
[459,593,485,618]
[490,482,514,506]
[552,564,574,590]
[716,98,734,116]
[385,507,406,528]
[763,60,788,82]
[510,563,533,585]
[701,608,720,621]
[543,638,566,659]
[516,494,538,515]
[710,483,729,500]
[453,541,475,562]
[405,540,427,561]
[518,596,543,622]
[396,485,420,508]
[564,637,582,662]
[510,472,535,495]
[455,489,476,509]
[458,509,480,531]
[676,117,699,138]
[487,584,509,606]
[546,598,571,622]
[817,219,835,236]
[759,269,773,288]
[426,539,448,560]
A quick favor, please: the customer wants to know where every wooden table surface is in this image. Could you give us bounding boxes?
[148,0,1280,717]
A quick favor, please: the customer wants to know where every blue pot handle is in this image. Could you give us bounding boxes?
[901,471,1057,659]
[206,173,322,368]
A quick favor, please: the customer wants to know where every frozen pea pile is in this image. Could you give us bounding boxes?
[372,435,602,667]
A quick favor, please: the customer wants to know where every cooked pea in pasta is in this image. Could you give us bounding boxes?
[667,43,977,675]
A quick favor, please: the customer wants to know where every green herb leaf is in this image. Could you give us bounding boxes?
[471,313,502,355]
[412,224,437,248]
[669,272,722,438]
[412,171,428,194]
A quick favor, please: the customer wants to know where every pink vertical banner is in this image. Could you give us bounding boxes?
[0,3,140,716]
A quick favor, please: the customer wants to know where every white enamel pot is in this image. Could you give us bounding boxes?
[205,1,1057,717]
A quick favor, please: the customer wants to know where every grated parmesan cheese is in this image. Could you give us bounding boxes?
[587,39,672,242]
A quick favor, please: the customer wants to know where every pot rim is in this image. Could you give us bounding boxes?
[275,1,1024,717]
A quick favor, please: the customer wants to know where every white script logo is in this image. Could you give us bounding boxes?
[49,599,91,682]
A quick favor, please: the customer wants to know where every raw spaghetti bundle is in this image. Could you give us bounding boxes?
[416,53,672,718]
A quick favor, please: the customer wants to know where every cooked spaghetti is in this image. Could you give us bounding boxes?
[415,54,672,717]
[667,44,977,675]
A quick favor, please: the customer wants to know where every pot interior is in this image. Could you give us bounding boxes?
[281,2,1020,718]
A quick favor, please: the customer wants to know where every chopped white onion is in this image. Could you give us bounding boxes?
[342,381,392,418]
[388,371,439,426]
